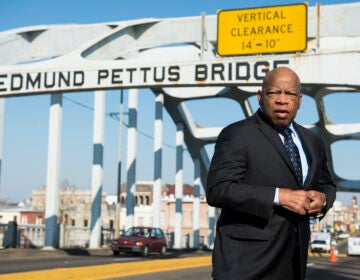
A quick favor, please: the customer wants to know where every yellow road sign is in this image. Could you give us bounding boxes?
[217,3,307,56]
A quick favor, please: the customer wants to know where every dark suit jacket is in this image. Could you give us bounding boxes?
[206,110,336,280]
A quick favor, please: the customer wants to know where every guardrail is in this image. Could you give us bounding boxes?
[1,222,212,250]
[0,222,114,248]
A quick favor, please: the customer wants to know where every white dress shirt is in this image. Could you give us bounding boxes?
[274,123,309,204]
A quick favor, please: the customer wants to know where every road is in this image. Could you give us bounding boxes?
[306,256,360,280]
[1,249,360,280]
[107,256,360,280]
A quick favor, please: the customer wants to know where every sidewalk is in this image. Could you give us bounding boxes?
[0,246,212,260]
[0,246,113,260]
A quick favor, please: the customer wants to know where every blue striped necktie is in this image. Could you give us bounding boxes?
[279,128,303,186]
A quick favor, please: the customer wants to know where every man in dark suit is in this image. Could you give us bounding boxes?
[206,67,336,280]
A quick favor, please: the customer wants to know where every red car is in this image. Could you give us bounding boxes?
[111,226,167,256]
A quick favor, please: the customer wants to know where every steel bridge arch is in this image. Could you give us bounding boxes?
[1,2,360,247]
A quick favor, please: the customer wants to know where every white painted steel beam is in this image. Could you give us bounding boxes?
[126,89,138,230]
[44,94,62,248]
[174,123,184,249]
[208,205,216,250]
[0,98,4,190]
[153,93,163,228]
[193,158,201,248]
[89,90,105,249]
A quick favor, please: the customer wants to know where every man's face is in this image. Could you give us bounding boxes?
[257,68,302,129]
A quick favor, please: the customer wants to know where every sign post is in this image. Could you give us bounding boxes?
[217,3,307,56]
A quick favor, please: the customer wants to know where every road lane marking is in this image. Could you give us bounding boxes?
[0,256,212,280]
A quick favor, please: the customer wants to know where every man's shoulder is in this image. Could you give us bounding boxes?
[222,114,257,132]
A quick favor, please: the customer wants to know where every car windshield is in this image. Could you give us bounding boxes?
[312,240,326,244]
[123,227,150,237]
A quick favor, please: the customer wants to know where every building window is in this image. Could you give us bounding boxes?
[145,196,150,205]
[71,219,75,226]
[121,196,125,204]
[109,220,114,229]
[36,216,42,225]
[140,196,144,205]
[84,219,88,227]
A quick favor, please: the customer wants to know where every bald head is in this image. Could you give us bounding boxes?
[262,67,301,91]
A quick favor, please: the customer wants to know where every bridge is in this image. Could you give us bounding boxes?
[0,2,359,249]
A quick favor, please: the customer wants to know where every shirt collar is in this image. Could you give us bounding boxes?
[287,123,299,139]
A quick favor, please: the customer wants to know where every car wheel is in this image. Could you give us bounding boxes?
[160,245,167,255]
[142,246,149,257]
[113,250,119,256]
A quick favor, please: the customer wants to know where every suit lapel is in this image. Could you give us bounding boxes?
[293,123,316,186]
[254,111,296,177]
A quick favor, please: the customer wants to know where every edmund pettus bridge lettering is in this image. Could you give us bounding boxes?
[0,59,290,96]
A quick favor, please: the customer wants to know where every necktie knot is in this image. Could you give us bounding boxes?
[278,128,292,138]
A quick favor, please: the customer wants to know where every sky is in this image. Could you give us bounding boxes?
[0,0,359,204]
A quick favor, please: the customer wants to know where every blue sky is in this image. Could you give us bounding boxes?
[0,0,359,203]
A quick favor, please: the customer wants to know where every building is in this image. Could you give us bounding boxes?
[0,182,213,248]
[311,196,360,234]
[2,186,360,248]
[31,186,115,229]
[108,181,213,246]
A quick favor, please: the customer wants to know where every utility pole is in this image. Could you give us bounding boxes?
[115,90,124,238]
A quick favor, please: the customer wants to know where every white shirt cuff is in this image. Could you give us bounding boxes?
[274,187,279,205]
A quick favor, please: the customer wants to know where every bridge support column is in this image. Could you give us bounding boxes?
[0,98,4,189]
[126,89,138,230]
[90,90,105,249]
[44,94,62,249]
[193,158,201,248]
[174,122,183,249]
[153,93,163,228]
[208,206,216,250]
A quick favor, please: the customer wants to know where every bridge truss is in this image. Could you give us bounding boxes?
[0,2,359,248]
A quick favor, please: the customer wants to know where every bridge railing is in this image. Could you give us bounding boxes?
[1,222,212,250]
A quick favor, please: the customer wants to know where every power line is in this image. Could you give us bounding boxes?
[62,95,190,154]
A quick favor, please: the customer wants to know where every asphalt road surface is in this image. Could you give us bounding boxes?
[1,248,360,279]
[107,256,360,280]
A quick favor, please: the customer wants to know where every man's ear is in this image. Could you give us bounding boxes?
[257,90,262,104]
[298,94,302,109]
